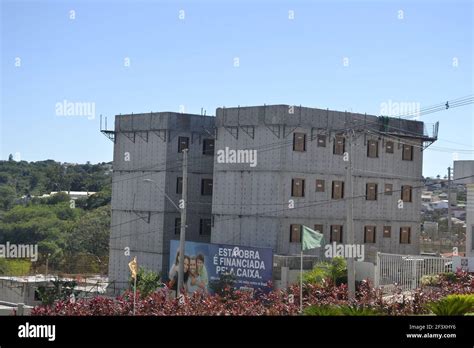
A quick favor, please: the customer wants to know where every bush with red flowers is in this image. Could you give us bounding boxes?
[31,270,473,316]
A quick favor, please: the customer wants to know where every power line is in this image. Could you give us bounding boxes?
[109,173,474,241]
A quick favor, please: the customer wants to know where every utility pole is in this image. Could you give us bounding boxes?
[446,166,453,256]
[345,131,356,300]
[177,149,188,295]
[447,167,452,238]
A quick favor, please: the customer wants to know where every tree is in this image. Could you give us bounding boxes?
[66,205,110,259]
[130,267,163,297]
[36,278,78,305]
[0,185,16,210]
[301,257,347,286]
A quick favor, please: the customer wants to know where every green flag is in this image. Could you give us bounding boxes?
[302,225,325,251]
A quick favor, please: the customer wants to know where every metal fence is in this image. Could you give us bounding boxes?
[375,252,452,291]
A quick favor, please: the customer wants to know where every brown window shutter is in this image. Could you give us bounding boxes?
[316,179,325,192]
[386,141,394,154]
[317,135,326,147]
[293,133,306,152]
[367,140,378,158]
[290,224,301,242]
[402,186,412,202]
[334,135,345,155]
[366,183,378,200]
[292,178,305,197]
[402,144,413,161]
[314,224,324,234]
[383,226,391,238]
[330,225,343,243]
[400,227,411,244]
[332,181,344,199]
[364,226,376,243]
[384,183,393,195]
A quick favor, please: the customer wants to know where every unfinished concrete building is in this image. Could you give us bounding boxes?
[211,105,438,262]
[104,112,215,290]
[104,105,438,288]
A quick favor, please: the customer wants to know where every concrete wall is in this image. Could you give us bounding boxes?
[212,105,424,262]
[0,280,40,306]
[467,184,474,257]
[454,161,474,184]
[108,112,215,291]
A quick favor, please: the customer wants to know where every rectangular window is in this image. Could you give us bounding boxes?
[174,218,181,235]
[290,224,302,243]
[293,133,306,152]
[332,181,344,199]
[401,185,413,202]
[330,225,343,243]
[199,219,212,236]
[364,226,376,243]
[176,177,183,194]
[386,141,394,154]
[383,226,391,238]
[316,179,325,192]
[201,179,213,196]
[367,140,379,158]
[366,183,378,201]
[292,178,305,197]
[314,224,324,234]
[402,144,413,161]
[333,135,345,155]
[203,139,215,155]
[400,226,411,244]
[384,183,393,195]
[178,136,189,153]
[317,134,326,147]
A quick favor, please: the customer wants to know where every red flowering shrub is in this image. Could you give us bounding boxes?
[31,271,473,316]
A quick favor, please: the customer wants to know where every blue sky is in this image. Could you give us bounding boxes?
[1,0,473,177]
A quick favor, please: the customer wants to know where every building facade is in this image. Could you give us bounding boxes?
[107,112,215,289]
[106,105,437,288]
[211,105,436,262]
[454,160,474,256]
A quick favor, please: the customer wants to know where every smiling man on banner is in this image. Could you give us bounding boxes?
[300,226,325,313]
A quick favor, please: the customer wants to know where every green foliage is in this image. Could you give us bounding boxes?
[304,305,342,316]
[130,267,163,297]
[420,274,441,287]
[426,294,474,316]
[85,186,111,210]
[0,159,111,202]
[36,278,78,305]
[338,305,382,316]
[302,257,347,285]
[66,205,111,258]
[0,259,31,275]
[0,184,16,210]
[0,160,112,275]
[304,304,382,316]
